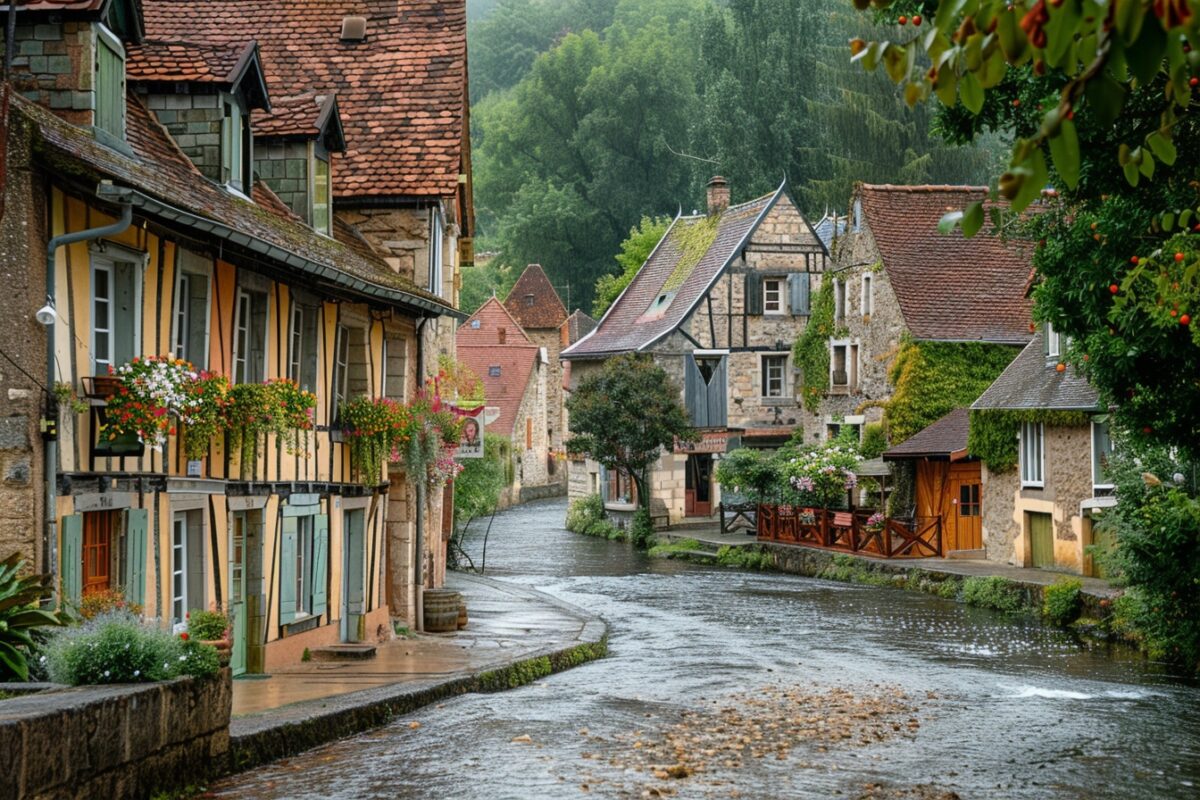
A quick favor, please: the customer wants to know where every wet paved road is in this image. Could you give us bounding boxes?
[212,498,1200,799]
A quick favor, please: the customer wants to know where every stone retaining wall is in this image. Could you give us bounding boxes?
[0,671,231,800]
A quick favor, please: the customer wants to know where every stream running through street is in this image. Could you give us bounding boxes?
[212,498,1199,799]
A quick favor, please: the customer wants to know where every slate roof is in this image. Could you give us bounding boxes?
[563,186,782,359]
[813,212,847,251]
[19,92,456,315]
[125,40,253,85]
[457,299,539,437]
[504,264,567,330]
[858,184,1034,345]
[883,408,971,460]
[561,310,597,346]
[142,0,467,200]
[972,329,1100,411]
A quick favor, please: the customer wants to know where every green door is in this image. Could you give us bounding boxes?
[342,509,365,643]
[1029,512,1055,569]
[1090,519,1117,579]
[229,512,248,676]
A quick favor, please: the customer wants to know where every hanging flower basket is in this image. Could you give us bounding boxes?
[102,357,223,451]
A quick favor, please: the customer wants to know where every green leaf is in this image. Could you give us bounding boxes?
[1115,0,1146,46]
[1123,160,1141,186]
[1086,72,1127,127]
[1179,209,1193,229]
[1048,118,1080,189]
[938,210,965,233]
[1162,212,1175,231]
[979,48,1007,88]
[1127,22,1166,84]
[960,71,985,113]
[1012,149,1048,213]
[1146,131,1178,165]
[962,201,985,237]
[1045,0,1081,68]
[996,8,1027,62]
[934,67,959,106]
[1139,150,1155,179]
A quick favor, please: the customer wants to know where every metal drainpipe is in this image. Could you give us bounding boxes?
[44,185,133,589]
[413,314,429,631]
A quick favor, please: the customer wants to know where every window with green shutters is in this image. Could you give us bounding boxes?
[123,508,147,607]
[94,25,125,140]
[279,511,328,625]
[61,514,83,604]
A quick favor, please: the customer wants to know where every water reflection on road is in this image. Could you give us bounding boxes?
[212,498,1200,799]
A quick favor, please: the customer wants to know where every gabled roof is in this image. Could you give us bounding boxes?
[125,40,271,111]
[6,0,143,41]
[563,186,784,359]
[19,92,457,317]
[504,264,567,330]
[857,184,1034,345]
[142,0,467,200]
[883,408,971,461]
[561,309,597,346]
[813,212,847,251]
[254,93,346,153]
[972,329,1100,411]
[457,298,539,437]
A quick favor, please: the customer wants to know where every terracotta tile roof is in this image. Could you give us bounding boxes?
[457,299,540,436]
[857,184,1034,344]
[254,93,343,150]
[141,0,467,200]
[561,309,596,346]
[563,187,782,359]
[19,93,456,316]
[972,330,1100,411]
[504,264,567,330]
[126,40,251,85]
[883,408,970,460]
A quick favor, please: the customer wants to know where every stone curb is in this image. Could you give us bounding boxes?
[223,576,608,777]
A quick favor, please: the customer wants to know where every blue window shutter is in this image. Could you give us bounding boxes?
[124,508,148,607]
[709,357,728,428]
[61,514,83,605]
[744,274,763,315]
[311,515,329,617]
[684,355,706,427]
[279,517,297,624]
[790,273,810,316]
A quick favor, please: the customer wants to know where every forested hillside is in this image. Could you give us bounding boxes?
[465,0,1003,314]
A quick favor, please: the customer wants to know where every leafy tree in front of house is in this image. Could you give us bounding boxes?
[566,354,696,545]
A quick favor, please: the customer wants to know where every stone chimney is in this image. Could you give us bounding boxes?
[706,176,730,216]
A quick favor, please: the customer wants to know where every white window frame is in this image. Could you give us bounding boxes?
[1045,322,1061,360]
[294,515,315,617]
[829,339,851,387]
[289,304,304,384]
[1020,421,1045,488]
[429,205,444,297]
[761,353,787,398]
[332,324,352,422]
[762,278,784,315]
[90,246,144,375]
[171,514,187,625]
[170,252,212,367]
[861,273,873,317]
[231,288,268,384]
[91,261,114,373]
[1091,419,1114,492]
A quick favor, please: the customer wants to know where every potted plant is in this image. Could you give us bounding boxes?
[186,608,232,666]
[863,511,886,532]
[339,396,412,485]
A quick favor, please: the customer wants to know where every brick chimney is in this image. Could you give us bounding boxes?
[706,176,730,216]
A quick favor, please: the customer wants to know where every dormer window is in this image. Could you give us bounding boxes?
[95,25,126,141]
[1044,322,1062,361]
[221,94,252,195]
[312,154,332,236]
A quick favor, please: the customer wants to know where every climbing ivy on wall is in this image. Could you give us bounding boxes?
[792,278,839,412]
[967,409,1092,472]
[885,340,1019,445]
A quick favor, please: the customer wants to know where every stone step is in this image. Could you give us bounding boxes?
[311,644,377,662]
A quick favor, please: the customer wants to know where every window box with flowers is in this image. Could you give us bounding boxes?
[101,357,227,454]
[226,379,316,469]
[339,396,413,485]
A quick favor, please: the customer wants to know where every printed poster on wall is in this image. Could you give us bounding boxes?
[456,413,485,459]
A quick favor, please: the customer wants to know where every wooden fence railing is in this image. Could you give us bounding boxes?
[757,505,941,559]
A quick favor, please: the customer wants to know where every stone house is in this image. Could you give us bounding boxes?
[0,0,469,671]
[139,0,474,627]
[562,177,829,526]
[971,327,1112,575]
[456,298,551,503]
[503,264,568,489]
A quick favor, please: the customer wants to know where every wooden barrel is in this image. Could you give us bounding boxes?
[457,601,468,630]
[423,589,461,633]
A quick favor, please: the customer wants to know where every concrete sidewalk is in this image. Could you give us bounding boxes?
[227,572,607,770]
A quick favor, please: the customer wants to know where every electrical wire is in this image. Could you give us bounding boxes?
[0,344,49,393]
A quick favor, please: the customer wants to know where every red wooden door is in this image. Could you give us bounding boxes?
[685,455,713,516]
[83,511,114,595]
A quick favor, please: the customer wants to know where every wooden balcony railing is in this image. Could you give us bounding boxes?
[757,505,941,559]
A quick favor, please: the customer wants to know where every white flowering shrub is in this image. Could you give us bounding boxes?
[43,611,219,685]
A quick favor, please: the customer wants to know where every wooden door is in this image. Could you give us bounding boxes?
[1028,512,1055,568]
[948,463,983,552]
[82,511,114,595]
[686,455,713,517]
[342,509,366,643]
